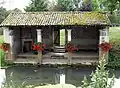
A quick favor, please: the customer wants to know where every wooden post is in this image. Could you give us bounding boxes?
[99,27,109,63]
[67,29,72,65]
[9,29,15,61]
[36,29,42,64]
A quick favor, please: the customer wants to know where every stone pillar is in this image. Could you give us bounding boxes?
[9,30,15,60]
[67,29,72,65]
[36,29,42,42]
[99,27,109,63]
[36,29,42,64]
[67,29,72,42]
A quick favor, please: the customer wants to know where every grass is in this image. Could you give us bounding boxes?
[109,27,120,41]
[0,35,4,43]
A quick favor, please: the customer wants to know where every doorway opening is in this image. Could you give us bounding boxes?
[53,29,66,46]
[60,29,65,46]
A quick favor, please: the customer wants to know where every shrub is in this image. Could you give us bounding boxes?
[108,41,120,68]
[0,49,5,67]
[108,27,120,68]
[81,54,115,88]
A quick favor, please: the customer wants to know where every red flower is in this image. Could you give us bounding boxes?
[0,43,8,51]
[66,42,78,53]
[32,42,45,51]
[99,42,112,52]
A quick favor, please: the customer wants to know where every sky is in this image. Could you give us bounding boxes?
[0,0,31,11]
[0,0,55,11]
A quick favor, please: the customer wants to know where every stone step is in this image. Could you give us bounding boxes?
[54,46,65,49]
[14,58,38,64]
[17,54,37,59]
[18,54,37,57]
[54,49,66,53]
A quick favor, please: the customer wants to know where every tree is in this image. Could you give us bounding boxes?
[24,0,49,12]
[91,0,120,13]
[103,0,120,13]
[0,7,9,23]
[92,0,102,11]
[11,8,22,12]
[51,0,92,11]
[0,7,9,35]
[79,0,92,11]
[51,0,74,11]
[0,7,21,35]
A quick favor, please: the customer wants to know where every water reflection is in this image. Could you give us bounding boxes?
[0,69,6,88]
[5,67,95,87]
[0,66,120,87]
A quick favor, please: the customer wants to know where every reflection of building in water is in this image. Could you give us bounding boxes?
[0,69,6,88]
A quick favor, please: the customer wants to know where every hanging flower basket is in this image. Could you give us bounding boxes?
[66,42,78,53]
[99,42,112,53]
[32,42,46,52]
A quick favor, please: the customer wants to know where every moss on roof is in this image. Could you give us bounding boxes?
[0,11,110,26]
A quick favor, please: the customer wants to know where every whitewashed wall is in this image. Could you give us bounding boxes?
[3,27,10,43]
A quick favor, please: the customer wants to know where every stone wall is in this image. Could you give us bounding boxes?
[71,26,99,49]
[42,26,53,48]
[8,26,100,55]
[11,27,21,54]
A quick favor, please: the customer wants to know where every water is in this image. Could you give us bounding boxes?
[0,69,5,88]
[0,66,120,87]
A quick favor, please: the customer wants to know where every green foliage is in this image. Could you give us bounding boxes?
[103,0,120,13]
[108,27,120,68]
[81,55,115,88]
[24,0,49,12]
[108,51,120,68]
[92,0,102,11]
[60,29,65,45]
[0,7,9,23]
[80,0,92,11]
[52,0,74,11]
[0,36,5,67]
[108,42,120,68]
[81,76,89,87]
[108,11,120,25]
[0,7,21,35]
[91,0,120,13]
[0,49,5,67]
[51,0,92,11]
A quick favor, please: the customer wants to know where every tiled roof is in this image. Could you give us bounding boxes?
[0,12,110,26]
